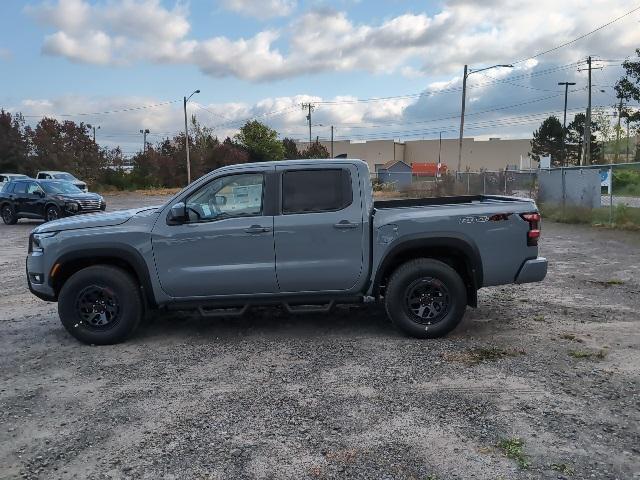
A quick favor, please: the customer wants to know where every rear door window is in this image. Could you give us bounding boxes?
[282,169,352,214]
[12,182,27,194]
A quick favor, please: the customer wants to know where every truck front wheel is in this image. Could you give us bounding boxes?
[58,265,143,345]
[385,258,467,339]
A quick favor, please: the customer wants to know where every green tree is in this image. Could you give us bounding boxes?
[529,116,564,166]
[566,113,601,165]
[615,48,640,124]
[0,110,28,173]
[300,141,330,159]
[234,120,285,162]
[282,137,300,159]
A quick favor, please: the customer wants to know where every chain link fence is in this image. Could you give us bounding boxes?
[371,163,640,228]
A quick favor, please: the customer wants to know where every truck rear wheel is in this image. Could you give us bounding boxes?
[385,258,467,339]
[58,265,143,345]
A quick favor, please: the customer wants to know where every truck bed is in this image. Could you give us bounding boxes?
[374,195,531,210]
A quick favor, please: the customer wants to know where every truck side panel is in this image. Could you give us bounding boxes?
[371,199,539,291]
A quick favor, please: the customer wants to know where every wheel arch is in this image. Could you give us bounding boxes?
[50,246,157,308]
[373,234,483,307]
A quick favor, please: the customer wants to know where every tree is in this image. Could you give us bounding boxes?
[300,141,329,159]
[0,110,28,173]
[615,48,640,124]
[282,137,300,159]
[234,120,285,162]
[529,116,564,166]
[566,113,601,165]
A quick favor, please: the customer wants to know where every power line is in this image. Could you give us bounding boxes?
[511,4,640,65]
[20,99,181,118]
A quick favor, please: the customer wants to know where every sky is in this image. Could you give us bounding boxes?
[0,0,638,155]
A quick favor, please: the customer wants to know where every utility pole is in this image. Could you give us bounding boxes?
[302,103,315,145]
[457,64,468,173]
[458,63,513,173]
[184,89,200,185]
[87,124,100,144]
[626,115,630,162]
[330,125,334,158]
[558,82,576,166]
[615,98,623,163]
[583,56,592,165]
[140,129,150,154]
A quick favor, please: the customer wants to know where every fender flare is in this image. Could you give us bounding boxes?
[51,244,157,307]
[373,232,483,293]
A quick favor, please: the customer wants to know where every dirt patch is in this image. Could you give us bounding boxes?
[0,193,639,479]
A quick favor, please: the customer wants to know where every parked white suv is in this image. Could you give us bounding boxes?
[0,173,30,183]
[36,171,88,192]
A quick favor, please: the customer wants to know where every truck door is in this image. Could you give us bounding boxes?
[274,164,365,292]
[151,169,278,298]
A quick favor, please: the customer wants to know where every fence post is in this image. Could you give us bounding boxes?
[561,167,566,221]
[609,166,614,226]
[482,172,486,194]
[504,171,507,194]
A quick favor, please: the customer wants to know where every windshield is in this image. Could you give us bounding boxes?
[53,173,77,181]
[41,181,83,194]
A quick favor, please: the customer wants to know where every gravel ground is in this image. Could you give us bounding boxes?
[1,192,639,480]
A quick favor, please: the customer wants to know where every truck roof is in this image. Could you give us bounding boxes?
[215,158,369,174]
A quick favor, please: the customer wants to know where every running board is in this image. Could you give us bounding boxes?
[198,305,249,318]
[282,301,335,314]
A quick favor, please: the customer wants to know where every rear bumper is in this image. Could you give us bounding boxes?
[515,257,547,284]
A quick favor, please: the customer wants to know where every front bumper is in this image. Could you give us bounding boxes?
[515,257,548,284]
[26,256,56,302]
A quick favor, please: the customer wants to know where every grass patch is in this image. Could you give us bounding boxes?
[568,349,607,360]
[443,347,525,365]
[551,463,575,475]
[497,438,530,469]
[540,203,640,231]
[559,333,584,343]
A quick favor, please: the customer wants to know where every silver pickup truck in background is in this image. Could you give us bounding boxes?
[26,159,547,344]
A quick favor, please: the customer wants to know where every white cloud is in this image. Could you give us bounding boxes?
[26,0,640,81]
[220,0,296,18]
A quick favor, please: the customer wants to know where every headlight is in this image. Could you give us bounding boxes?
[65,201,79,212]
[29,232,57,253]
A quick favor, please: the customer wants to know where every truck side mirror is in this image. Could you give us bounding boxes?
[168,202,186,223]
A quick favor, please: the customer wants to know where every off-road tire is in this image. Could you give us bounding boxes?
[385,258,467,339]
[58,265,143,345]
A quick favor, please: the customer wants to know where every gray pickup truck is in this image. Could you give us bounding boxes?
[26,159,547,344]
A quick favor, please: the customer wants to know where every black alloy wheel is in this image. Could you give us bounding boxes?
[75,285,122,330]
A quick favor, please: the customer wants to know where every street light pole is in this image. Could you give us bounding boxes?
[458,63,513,173]
[184,89,201,185]
[139,129,150,154]
[558,82,576,166]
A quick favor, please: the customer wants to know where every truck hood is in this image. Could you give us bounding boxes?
[33,206,160,234]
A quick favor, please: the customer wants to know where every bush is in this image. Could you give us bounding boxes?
[613,169,640,196]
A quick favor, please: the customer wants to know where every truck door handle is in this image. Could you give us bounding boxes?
[245,225,271,234]
[334,220,359,229]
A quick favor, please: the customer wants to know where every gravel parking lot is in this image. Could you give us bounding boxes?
[1,192,639,480]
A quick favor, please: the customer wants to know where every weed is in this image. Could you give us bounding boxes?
[533,315,546,322]
[559,333,584,343]
[551,463,575,475]
[568,349,607,360]
[497,438,530,469]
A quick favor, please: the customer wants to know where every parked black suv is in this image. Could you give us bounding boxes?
[0,179,106,224]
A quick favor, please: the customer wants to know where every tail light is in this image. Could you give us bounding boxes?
[520,212,541,246]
